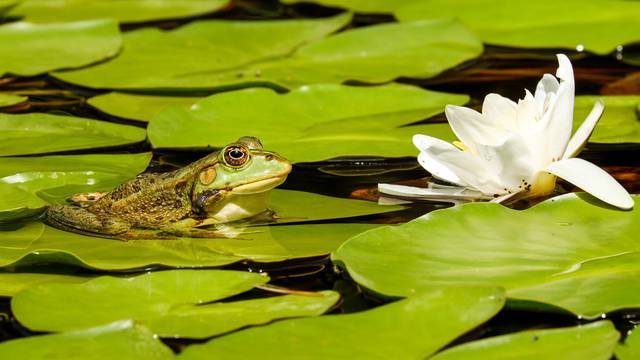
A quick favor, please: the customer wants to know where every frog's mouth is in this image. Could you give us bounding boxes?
[230,175,288,194]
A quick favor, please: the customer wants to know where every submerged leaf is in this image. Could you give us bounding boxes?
[0,113,147,156]
[0,19,121,76]
[0,320,174,360]
[178,286,505,360]
[0,94,27,107]
[333,193,640,318]
[395,0,640,55]
[54,17,482,90]
[431,321,618,360]
[148,84,462,162]
[8,0,229,23]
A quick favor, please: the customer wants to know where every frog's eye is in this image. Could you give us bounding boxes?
[223,145,250,167]
[199,167,217,185]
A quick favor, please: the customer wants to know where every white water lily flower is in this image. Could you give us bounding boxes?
[380,54,634,210]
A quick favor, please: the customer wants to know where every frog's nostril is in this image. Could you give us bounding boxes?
[265,155,274,161]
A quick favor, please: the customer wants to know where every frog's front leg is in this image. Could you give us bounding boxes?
[46,204,130,236]
[159,218,255,239]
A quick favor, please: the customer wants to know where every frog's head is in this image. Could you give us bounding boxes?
[191,137,291,220]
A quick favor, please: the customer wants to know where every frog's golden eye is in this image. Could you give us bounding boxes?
[198,167,217,185]
[223,145,250,167]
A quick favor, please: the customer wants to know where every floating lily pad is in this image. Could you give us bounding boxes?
[333,194,640,318]
[7,0,229,24]
[54,17,482,90]
[178,286,505,360]
[281,0,416,13]
[0,271,91,297]
[0,221,377,270]
[0,94,27,107]
[575,95,640,144]
[616,326,640,360]
[13,270,338,338]
[54,14,351,90]
[148,84,462,161]
[395,0,640,55]
[88,93,201,122]
[430,321,618,360]
[0,112,147,156]
[11,269,274,335]
[0,20,121,76]
[0,320,174,360]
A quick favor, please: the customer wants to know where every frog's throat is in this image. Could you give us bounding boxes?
[230,175,288,194]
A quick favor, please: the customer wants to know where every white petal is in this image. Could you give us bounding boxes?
[474,133,537,192]
[562,100,604,159]
[378,183,490,201]
[481,93,518,132]
[545,158,634,209]
[413,134,466,186]
[515,90,537,130]
[534,74,559,114]
[545,54,575,159]
[444,105,508,147]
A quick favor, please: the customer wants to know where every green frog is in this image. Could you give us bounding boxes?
[45,137,291,240]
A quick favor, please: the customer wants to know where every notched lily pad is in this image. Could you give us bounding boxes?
[0,19,121,76]
[178,286,505,360]
[0,320,174,360]
[616,325,640,360]
[0,271,91,297]
[148,83,462,162]
[431,321,618,360]
[88,93,201,122]
[575,95,640,144]
[333,193,640,318]
[0,112,147,156]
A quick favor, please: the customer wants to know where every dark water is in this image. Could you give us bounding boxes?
[1,0,640,352]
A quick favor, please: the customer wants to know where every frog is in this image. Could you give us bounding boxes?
[45,136,292,240]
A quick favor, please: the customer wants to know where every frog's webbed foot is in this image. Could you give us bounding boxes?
[45,204,130,236]
[69,192,109,207]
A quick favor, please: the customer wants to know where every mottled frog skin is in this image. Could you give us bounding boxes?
[45,137,291,240]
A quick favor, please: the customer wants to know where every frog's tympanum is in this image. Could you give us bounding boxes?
[45,137,292,240]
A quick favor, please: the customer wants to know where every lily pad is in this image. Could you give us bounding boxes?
[88,93,201,122]
[11,269,272,334]
[0,320,174,360]
[0,271,91,297]
[0,112,147,156]
[430,321,618,360]
[0,93,27,107]
[0,221,377,270]
[148,84,462,162]
[13,271,338,338]
[0,19,121,76]
[178,286,505,360]
[281,0,417,13]
[616,326,640,360]
[54,17,482,90]
[7,0,229,24]
[0,153,151,221]
[575,95,640,144]
[333,193,640,318]
[395,0,640,55]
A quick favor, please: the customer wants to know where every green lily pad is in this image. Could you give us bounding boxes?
[178,286,505,360]
[575,95,640,144]
[395,0,640,55]
[148,84,462,162]
[0,112,147,156]
[333,194,640,318]
[0,271,91,297]
[13,271,338,338]
[281,0,417,13]
[88,93,201,122]
[430,321,618,360]
[0,153,151,220]
[8,0,229,24]
[0,320,174,360]
[54,14,351,90]
[616,326,640,360]
[11,269,271,334]
[0,19,121,76]
[54,17,482,90]
[0,93,27,107]
[0,221,377,270]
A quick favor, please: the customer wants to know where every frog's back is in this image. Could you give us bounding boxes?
[90,171,196,227]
